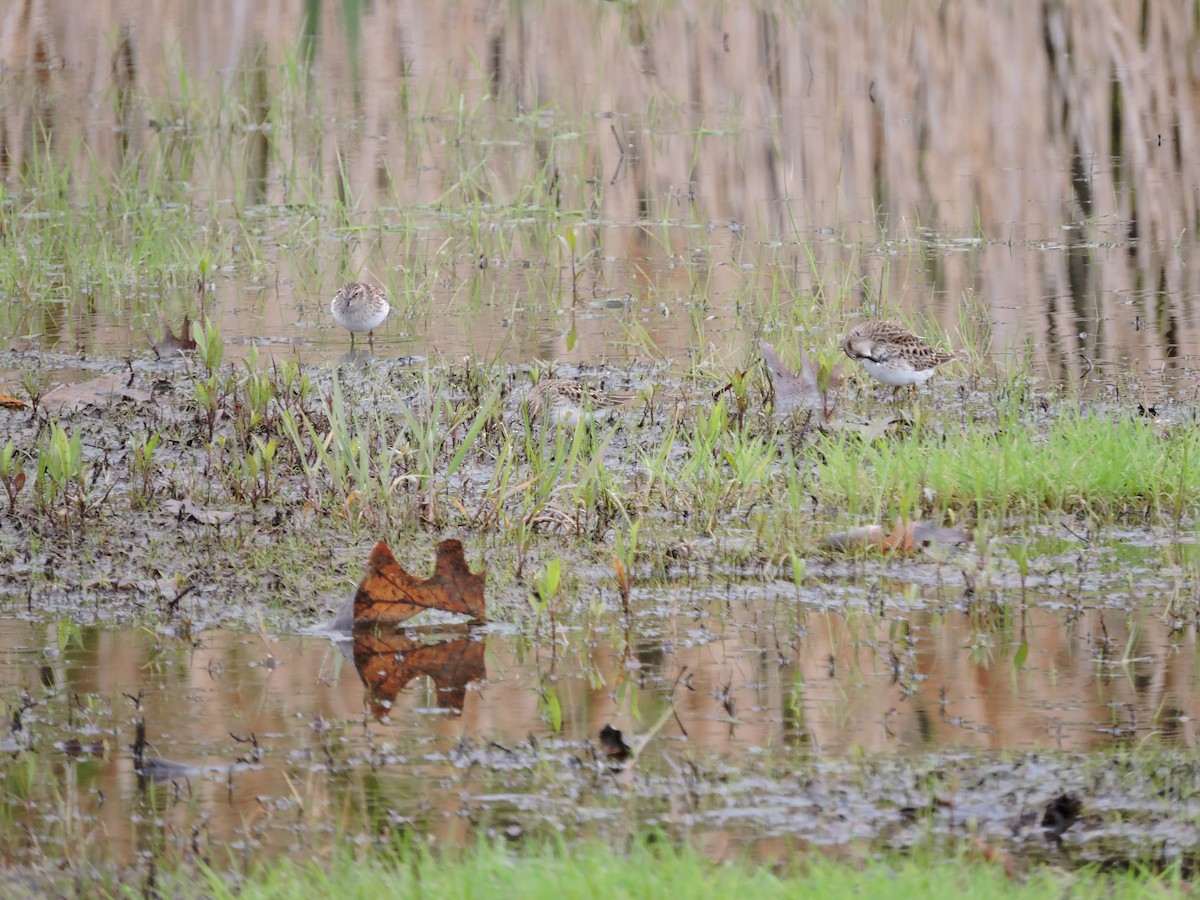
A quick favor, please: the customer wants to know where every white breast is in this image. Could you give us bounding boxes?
[862,359,934,387]
[550,406,586,426]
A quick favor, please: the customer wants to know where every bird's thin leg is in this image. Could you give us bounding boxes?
[368,330,375,350]
[350,332,357,350]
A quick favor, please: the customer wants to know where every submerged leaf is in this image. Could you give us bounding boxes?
[540,685,563,732]
[821,415,903,441]
[43,374,151,412]
[162,498,235,526]
[1013,640,1029,669]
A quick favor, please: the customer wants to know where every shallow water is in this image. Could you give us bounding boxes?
[5,0,1200,879]
[2,2,1200,396]
[3,567,1199,864]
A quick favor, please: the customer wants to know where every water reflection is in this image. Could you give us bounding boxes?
[0,3,1198,389]
[344,626,486,718]
[1,594,1198,862]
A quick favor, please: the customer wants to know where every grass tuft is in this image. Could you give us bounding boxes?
[815,413,1200,522]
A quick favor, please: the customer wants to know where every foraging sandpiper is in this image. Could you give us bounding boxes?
[760,340,842,421]
[524,378,635,426]
[841,321,953,394]
[330,282,390,349]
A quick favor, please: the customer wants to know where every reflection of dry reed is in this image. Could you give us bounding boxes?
[0,592,1197,863]
[2,3,1199,371]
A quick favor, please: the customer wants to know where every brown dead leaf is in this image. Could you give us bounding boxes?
[162,498,235,526]
[0,392,28,411]
[153,314,198,357]
[819,519,973,555]
[611,555,629,593]
[353,540,486,627]
[352,628,485,718]
[43,374,151,412]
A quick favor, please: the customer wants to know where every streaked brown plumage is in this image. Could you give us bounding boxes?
[524,378,636,425]
[841,321,954,390]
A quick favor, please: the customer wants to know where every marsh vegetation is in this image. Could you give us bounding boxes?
[2,0,1200,894]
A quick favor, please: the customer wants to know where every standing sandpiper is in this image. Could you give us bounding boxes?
[330,282,390,349]
[524,378,635,426]
[842,321,954,396]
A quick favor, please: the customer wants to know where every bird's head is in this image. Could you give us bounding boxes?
[842,330,872,361]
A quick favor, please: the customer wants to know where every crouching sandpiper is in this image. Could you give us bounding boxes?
[842,320,953,397]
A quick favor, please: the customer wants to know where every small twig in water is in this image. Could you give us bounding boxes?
[609,123,626,185]
[1060,522,1090,546]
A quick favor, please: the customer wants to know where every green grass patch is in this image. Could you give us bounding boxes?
[177,840,1184,900]
[816,413,1200,522]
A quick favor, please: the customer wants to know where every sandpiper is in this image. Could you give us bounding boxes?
[842,321,953,395]
[761,341,813,416]
[524,378,636,426]
[330,282,390,349]
[760,340,842,421]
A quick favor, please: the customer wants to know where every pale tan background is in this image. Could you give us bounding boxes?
[1,1,1196,374]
